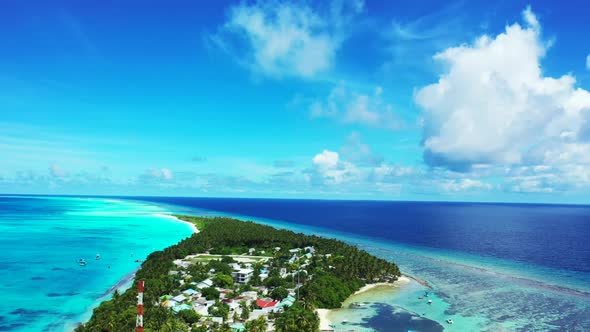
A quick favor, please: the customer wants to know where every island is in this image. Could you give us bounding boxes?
[76,216,401,332]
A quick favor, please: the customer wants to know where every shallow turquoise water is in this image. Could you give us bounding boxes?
[0,196,193,331]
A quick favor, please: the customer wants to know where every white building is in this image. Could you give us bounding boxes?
[304,246,315,253]
[172,294,186,303]
[232,268,253,284]
[196,278,214,289]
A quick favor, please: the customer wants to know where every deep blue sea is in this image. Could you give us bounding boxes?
[133,197,590,274]
[1,195,589,331]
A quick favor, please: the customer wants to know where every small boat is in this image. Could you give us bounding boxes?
[427,300,433,305]
[79,259,87,266]
[350,302,366,308]
[95,254,101,260]
[418,296,423,299]
[342,319,348,324]
[446,319,454,324]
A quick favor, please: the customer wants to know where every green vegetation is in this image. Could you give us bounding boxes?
[244,316,267,332]
[270,286,289,300]
[179,215,207,232]
[75,216,400,332]
[177,309,201,325]
[213,273,234,288]
[274,303,320,332]
[201,287,220,300]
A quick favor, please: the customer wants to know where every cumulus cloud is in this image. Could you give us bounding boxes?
[312,150,340,170]
[415,7,590,171]
[212,0,363,79]
[310,84,401,129]
[309,150,359,185]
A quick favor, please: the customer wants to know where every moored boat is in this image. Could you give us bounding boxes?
[350,302,366,308]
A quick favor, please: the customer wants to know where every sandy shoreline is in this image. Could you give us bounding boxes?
[402,272,432,289]
[352,276,411,296]
[317,275,411,330]
[154,213,199,233]
[317,308,333,330]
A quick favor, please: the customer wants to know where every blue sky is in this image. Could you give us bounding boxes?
[1,0,590,203]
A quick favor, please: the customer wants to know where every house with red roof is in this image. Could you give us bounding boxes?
[256,298,279,309]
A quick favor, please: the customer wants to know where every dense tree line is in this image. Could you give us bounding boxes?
[76,216,400,331]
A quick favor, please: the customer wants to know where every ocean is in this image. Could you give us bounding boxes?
[134,197,590,331]
[1,195,589,331]
[0,196,193,332]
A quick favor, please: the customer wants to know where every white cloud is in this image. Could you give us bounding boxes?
[49,164,67,178]
[213,0,363,79]
[312,150,340,170]
[441,178,493,192]
[503,162,590,193]
[416,7,590,171]
[310,150,359,184]
[373,163,413,179]
[586,54,590,70]
[522,5,540,32]
[141,168,174,183]
[161,168,173,180]
[510,177,555,193]
[310,84,401,129]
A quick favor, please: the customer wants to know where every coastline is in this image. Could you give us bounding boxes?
[73,213,197,331]
[70,268,140,330]
[317,275,411,331]
[402,272,432,289]
[352,276,410,296]
[317,309,332,331]
[154,213,199,233]
[73,213,197,330]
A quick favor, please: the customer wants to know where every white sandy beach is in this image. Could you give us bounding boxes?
[316,275,411,330]
[317,308,333,331]
[154,213,199,233]
[352,276,410,296]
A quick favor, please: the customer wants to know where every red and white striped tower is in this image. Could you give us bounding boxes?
[135,280,144,332]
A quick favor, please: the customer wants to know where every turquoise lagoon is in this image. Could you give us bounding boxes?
[0,196,193,331]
